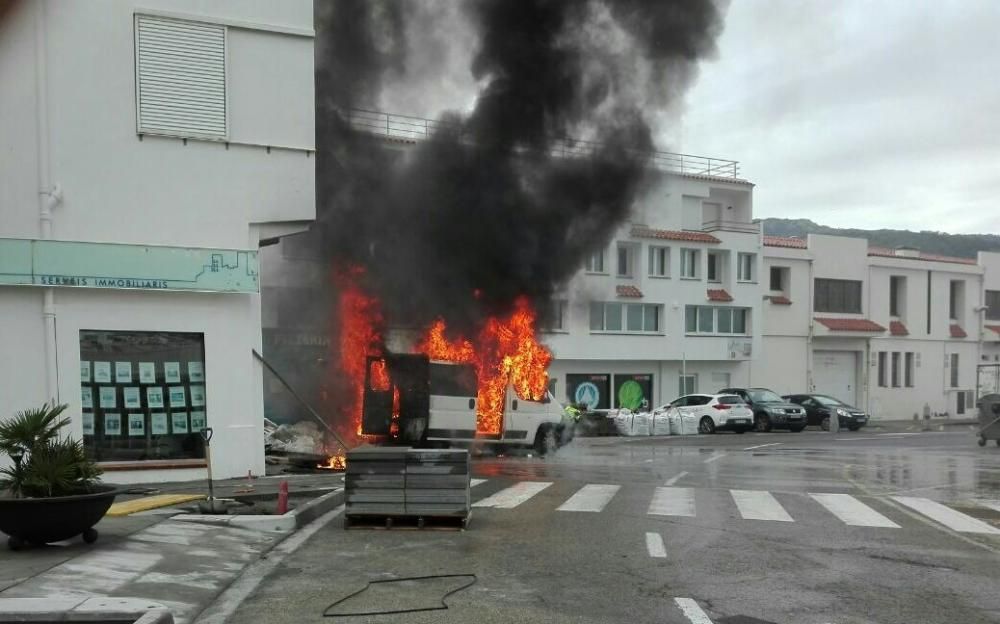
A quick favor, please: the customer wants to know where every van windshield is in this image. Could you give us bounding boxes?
[429,363,478,397]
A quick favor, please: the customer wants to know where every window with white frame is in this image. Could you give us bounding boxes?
[135,15,228,139]
[590,302,660,333]
[648,246,669,277]
[707,252,722,283]
[737,252,755,282]
[769,266,788,292]
[685,306,750,335]
[904,352,914,387]
[680,249,700,279]
[891,352,901,387]
[950,353,959,388]
[987,290,1000,321]
[814,278,862,313]
[585,250,606,273]
[877,352,887,387]
[616,245,634,278]
[678,374,698,396]
[545,300,567,331]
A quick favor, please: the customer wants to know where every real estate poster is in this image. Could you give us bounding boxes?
[171,412,189,433]
[190,411,207,431]
[80,361,91,383]
[151,412,169,435]
[123,387,141,409]
[128,413,145,436]
[139,362,156,384]
[169,386,186,407]
[190,385,206,407]
[115,361,132,383]
[94,361,112,383]
[188,361,204,382]
[146,386,164,409]
[164,362,181,383]
[82,412,94,436]
[81,386,93,409]
[99,386,117,409]
[104,412,121,436]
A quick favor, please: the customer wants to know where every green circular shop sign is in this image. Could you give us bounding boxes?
[618,380,644,410]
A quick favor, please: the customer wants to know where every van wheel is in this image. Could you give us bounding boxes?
[534,426,557,456]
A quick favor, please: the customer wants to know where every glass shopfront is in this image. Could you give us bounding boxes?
[80,330,207,462]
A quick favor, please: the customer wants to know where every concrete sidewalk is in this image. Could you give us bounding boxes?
[0,472,344,624]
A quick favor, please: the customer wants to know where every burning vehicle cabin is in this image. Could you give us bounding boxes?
[361,354,567,454]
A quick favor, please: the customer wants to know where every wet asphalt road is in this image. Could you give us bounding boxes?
[229,428,1000,624]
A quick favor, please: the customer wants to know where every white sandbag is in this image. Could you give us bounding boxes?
[679,412,700,435]
[651,411,672,436]
[630,412,651,436]
[668,411,681,435]
[614,410,633,436]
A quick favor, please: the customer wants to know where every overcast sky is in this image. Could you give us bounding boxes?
[672,0,1000,234]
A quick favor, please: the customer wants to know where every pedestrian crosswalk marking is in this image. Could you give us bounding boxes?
[557,484,620,512]
[473,481,552,509]
[891,496,1000,535]
[470,478,487,487]
[674,597,714,623]
[810,493,900,528]
[731,490,794,522]
[648,487,696,517]
[645,532,666,558]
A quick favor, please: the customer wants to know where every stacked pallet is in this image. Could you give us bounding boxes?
[344,446,471,528]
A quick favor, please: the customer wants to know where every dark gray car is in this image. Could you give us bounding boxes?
[718,387,806,432]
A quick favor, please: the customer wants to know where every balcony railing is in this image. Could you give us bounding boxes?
[701,219,760,234]
[345,108,742,179]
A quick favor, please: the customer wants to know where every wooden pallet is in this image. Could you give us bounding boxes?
[344,513,470,531]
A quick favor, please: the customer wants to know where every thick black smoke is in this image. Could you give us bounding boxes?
[311,0,724,335]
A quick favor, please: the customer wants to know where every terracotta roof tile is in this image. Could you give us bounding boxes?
[889,321,909,336]
[814,317,886,332]
[986,325,1000,335]
[707,289,733,302]
[868,247,977,266]
[631,226,720,244]
[763,236,807,249]
[950,324,968,338]
[767,295,792,305]
[616,285,643,298]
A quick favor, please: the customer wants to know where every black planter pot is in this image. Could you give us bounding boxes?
[0,485,118,550]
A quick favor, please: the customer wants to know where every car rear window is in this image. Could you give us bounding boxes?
[718,395,746,405]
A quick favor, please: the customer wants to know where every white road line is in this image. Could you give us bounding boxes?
[664,471,689,486]
[731,490,794,522]
[648,487,696,517]
[975,499,1000,513]
[470,478,487,487]
[742,442,782,451]
[891,496,1000,534]
[557,484,620,512]
[674,597,714,623]
[645,532,666,558]
[703,452,727,464]
[810,493,900,528]
[473,481,552,509]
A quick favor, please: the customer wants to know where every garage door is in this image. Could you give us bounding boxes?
[812,351,857,405]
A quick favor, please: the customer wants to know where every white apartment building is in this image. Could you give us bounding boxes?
[755,236,1000,419]
[545,165,762,411]
[0,1,315,482]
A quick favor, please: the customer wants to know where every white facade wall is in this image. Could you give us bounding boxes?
[0,1,314,482]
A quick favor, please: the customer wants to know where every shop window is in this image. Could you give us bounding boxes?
[80,330,207,463]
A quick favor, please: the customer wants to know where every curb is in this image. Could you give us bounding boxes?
[171,488,344,533]
[0,596,173,623]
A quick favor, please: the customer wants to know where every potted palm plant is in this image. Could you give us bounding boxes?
[0,403,118,550]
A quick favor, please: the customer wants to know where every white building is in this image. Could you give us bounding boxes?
[756,235,1000,419]
[0,1,315,483]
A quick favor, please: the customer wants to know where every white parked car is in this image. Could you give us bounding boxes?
[654,394,754,434]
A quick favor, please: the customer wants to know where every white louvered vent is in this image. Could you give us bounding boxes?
[135,15,227,139]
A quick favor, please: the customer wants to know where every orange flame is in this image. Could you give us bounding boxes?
[333,267,384,439]
[318,454,346,470]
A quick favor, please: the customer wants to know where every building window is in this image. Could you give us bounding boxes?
[680,249,700,279]
[877,352,887,387]
[891,352,901,388]
[80,330,208,463]
[135,15,228,139]
[678,374,698,396]
[707,252,721,283]
[904,352,914,387]
[949,280,964,321]
[950,353,959,388]
[617,245,633,278]
[769,266,787,292]
[648,246,669,277]
[685,306,750,335]
[585,250,606,273]
[737,253,755,282]
[890,276,906,317]
[591,302,660,333]
[814,278,862,313]
[986,290,1000,321]
[546,300,567,331]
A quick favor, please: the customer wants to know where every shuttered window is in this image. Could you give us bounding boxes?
[135,15,227,139]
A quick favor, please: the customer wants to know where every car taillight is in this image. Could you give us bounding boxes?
[712,404,730,410]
